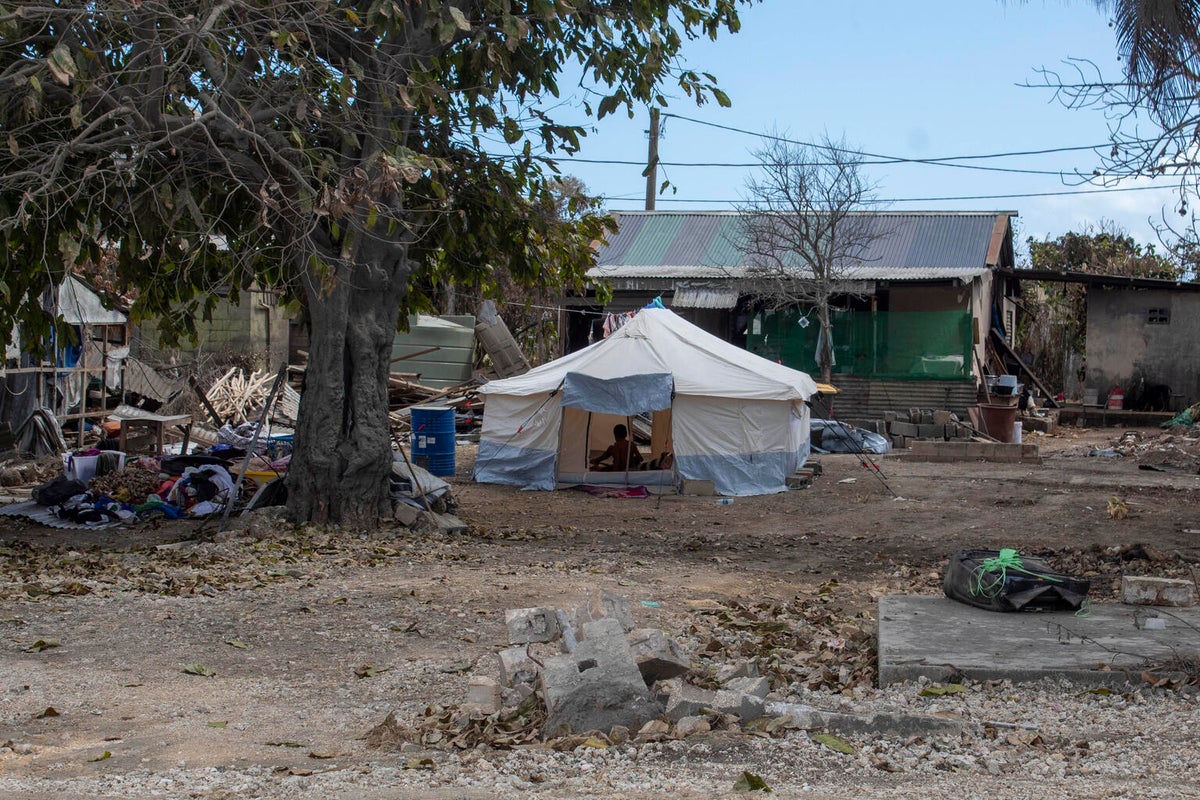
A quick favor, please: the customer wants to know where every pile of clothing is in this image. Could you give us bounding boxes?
[31,461,240,526]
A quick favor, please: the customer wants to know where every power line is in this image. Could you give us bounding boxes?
[659,112,1157,166]
[555,155,1081,177]
[601,182,1180,205]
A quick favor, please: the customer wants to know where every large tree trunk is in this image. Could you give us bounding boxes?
[286,249,409,527]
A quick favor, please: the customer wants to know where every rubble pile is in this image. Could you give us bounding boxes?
[368,587,916,754]
[1106,429,1200,472]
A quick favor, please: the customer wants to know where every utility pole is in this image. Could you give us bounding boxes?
[644,107,660,211]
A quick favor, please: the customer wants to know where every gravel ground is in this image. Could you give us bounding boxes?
[3,679,1199,798]
[3,428,1200,798]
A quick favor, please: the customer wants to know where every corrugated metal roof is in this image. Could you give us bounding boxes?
[592,264,986,281]
[671,286,740,309]
[589,211,1014,281]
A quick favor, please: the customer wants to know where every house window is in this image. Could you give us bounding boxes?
[1147,308,1170,325]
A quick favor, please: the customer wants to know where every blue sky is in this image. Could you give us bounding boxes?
[543,1,1182,259]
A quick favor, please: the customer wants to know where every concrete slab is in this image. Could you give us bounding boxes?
[878,595,1200,686]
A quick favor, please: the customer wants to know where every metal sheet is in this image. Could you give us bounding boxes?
[0,500,123,529]
[671,286,740,309]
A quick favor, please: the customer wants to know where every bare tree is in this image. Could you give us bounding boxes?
[734,134,887,383]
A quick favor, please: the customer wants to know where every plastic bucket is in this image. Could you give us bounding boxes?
[978,403,1018,444]
[67,454,99,484]
[410,405,456,476]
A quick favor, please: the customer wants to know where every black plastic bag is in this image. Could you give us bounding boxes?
[943,549,1090,612]
[32,475,87,506]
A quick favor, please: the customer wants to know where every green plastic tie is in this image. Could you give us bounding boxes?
[969,548,1060,598]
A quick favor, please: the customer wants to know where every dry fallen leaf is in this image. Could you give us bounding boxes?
[1107,497,1128,520]
[181,664,216,677]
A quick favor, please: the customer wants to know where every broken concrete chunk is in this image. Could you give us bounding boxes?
[663,682,764,722]
[627,628,690,684]
[599,591,636,632]
[501,683,535,707]
[764,701,963,738]
[392,501,423,526]
[1121,576,1196,607]
[674,715,711,737]
[505,607,560,644]
[464,676,501,714]
[637,719,670,739]
[430,512,468,534]
[496,646,541,687]
[723,675,770,699]
[581,617,625,641]
[540,630,663,738]
[714,660,760,683]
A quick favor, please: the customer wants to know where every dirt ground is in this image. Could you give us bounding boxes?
[2,424,1199,798]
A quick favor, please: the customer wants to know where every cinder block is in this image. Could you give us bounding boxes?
[890,421,918,437]
[505,607,560,644]
[875,421,888,435]
[917,423,942,439]
[932,410,953,425]
[1121,576,1196,607]
[908,408,921,424]
[541,629,663,737]
[787,469,814,488]
[497,646,541,687]
[882,411,898,424]
[890,435,908,449]
[627,628,690,684]
[679,479,715,496]
[965,442,989,460]
[920,410,934,425]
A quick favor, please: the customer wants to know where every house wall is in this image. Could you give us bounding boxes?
[136,287,290,369]
[888,285,970,312]
[1086,286,1200,405]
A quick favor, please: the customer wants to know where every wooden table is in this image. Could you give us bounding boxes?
[117,413,193,456]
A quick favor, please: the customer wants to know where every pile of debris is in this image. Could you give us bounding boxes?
[367,589,950,752]
[1106,429,1200,472]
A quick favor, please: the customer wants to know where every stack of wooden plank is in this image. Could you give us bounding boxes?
[387,379,480,433]
[203,368,279,425]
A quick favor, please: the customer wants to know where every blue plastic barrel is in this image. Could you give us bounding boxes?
[410,405,456,476]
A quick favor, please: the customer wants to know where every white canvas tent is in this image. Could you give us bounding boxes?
[475,307,819,496]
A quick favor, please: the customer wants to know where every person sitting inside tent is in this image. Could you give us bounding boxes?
[590,424,643,471]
